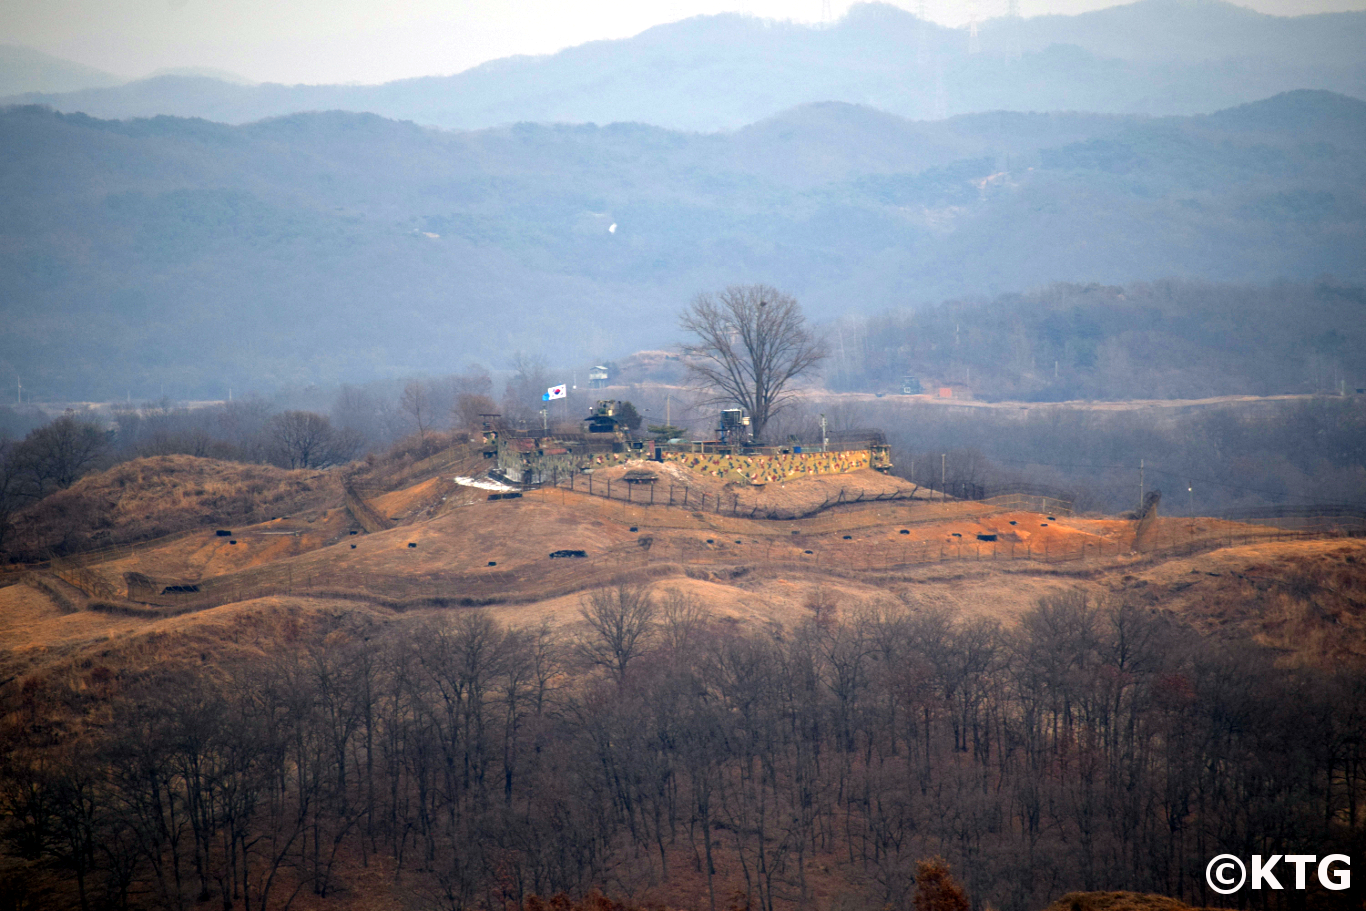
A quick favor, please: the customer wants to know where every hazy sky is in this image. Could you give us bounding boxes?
[6,0,1365,86]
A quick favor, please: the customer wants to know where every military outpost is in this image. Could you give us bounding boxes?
[487,400,893,486]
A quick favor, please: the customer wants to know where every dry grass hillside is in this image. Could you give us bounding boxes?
[2,448,1362,678]
[6,455,339,559]
[1041,893,1225,911]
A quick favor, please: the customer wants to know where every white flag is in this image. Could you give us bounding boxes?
[544,384,567,400]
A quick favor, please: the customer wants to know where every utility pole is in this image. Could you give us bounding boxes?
[1138,459,1144,512]
[942,452,947,502]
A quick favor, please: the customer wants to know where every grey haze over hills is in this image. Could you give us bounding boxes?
[0,44,124,97]
[4,0,1365,131]
[1,91,1362,400]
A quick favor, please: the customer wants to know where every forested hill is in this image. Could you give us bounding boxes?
[3,0,1364,131]
[1,90,1364,400]
[827,280,1366,401]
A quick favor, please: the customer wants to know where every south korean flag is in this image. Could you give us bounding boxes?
[543,384,567,401]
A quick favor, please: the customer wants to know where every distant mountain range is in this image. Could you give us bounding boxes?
[1,90,1363,400]
[4,0,1365,131]
[0,44,124,97]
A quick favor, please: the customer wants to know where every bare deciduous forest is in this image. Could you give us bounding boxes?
[4,594,1364,911]
[823,281,1366,402]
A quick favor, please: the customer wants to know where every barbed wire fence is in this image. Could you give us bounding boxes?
[539,470,1075,521]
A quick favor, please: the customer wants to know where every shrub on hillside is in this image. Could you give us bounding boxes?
[914,858,970,911]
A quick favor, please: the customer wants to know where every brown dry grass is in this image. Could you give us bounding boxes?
[9,455,340,557]
[85,507,357,592]
[1041,891,1228,911]
[0,581,143,655]
[3,453,1362,681]
[584,462,923,514]
[367,474,488,523]
[1104,539,1366,665]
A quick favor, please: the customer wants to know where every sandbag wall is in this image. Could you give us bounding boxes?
[664,449,871,484]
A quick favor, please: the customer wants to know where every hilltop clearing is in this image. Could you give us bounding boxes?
[2,449,1360,669]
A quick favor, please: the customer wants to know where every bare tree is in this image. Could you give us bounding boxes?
[453,365,493,399]
[0,437,19,550]
[679,284,827,442]
[658,588,711,654]
[452,393,498,430]
[267,410,355,469]
[577,584,658,685]
[501,353,549,427]
[11,413,110,497]
[332,384,385,451]
[215,395,274,461]
[400,381,433,438]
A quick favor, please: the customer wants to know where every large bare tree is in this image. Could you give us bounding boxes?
[577,584,658,686]
[267,410,358,469]
[11,413,110,496]
[679,284,827,442]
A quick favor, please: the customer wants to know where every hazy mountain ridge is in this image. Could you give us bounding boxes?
[4,0,1364,131]
[1,90,1363,400]
[0,44,124,97]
